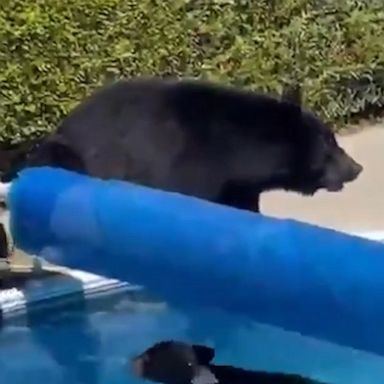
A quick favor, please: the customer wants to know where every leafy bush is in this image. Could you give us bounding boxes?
[0,0,383,143]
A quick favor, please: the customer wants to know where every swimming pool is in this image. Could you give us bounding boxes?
[1,283,384,384]
[3,165,384,384]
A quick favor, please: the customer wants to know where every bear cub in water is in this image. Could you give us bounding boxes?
[130,340,326,384]
[27,78,362,212]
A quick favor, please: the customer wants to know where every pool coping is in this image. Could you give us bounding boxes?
[0,266,140,320]
[0,230,383,320]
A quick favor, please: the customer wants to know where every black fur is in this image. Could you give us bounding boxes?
[208,365,324,384]
[0,139,43,182]
[26,78,363,212]
[130,340,325,384]
[0,224,8,259]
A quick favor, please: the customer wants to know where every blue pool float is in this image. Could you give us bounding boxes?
[7,167,384,356]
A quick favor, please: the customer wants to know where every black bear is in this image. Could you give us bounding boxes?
[130,340,326,384]
[0,139,43,182]
[26,78,362,212]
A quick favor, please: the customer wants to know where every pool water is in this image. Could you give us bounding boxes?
[1,289,384,384]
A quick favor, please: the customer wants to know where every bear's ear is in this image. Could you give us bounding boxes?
[281,83,302,107]
[192,345,215,365]
[279,100,302,122]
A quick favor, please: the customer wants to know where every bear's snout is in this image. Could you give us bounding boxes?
[343,157,363,182]
[322,149,363,192]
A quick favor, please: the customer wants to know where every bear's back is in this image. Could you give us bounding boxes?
[57,78,296,144]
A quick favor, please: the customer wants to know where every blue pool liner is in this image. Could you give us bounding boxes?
[7,167,384,355]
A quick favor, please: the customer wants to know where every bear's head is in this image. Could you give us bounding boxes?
[294,110,363,195]
[280,86,363,195]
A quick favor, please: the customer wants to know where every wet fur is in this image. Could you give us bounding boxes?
[131,341,325,384]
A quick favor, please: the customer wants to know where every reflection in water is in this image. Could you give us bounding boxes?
[24,276,101,384]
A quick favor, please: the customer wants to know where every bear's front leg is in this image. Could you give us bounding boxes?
[216,183,260,212]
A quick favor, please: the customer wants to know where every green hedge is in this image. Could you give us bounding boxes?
[0,0,383,143]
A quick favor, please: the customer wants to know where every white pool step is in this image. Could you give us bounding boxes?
[0,267,140,320]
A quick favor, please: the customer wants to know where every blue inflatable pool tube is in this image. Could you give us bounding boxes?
[7,167,384,355]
